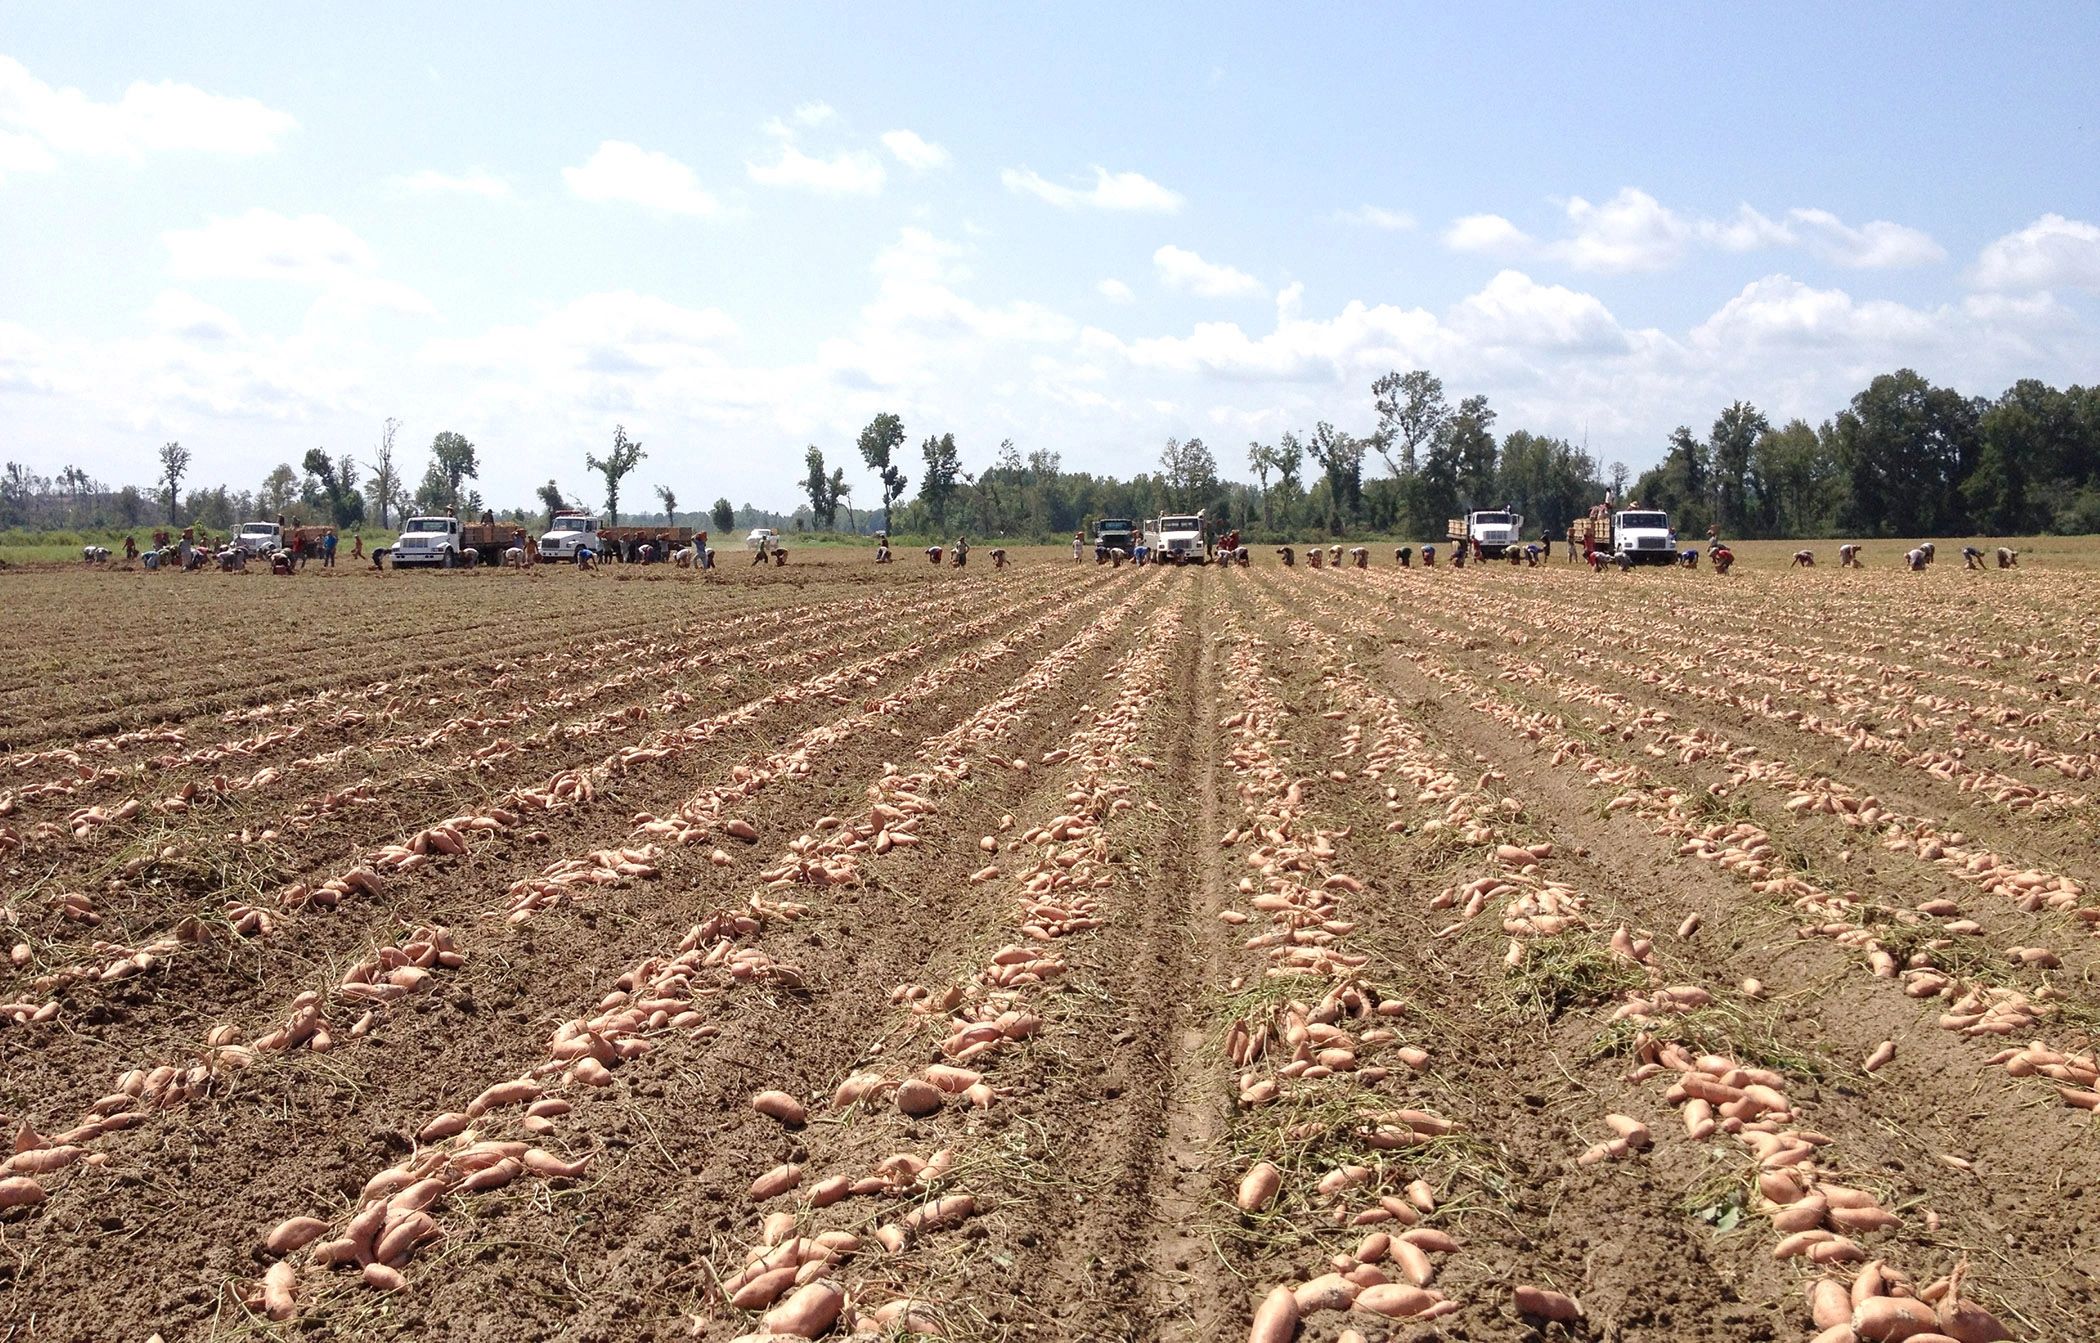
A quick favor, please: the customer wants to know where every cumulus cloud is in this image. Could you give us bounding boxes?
[1000,164,1183,212]
[396,167,512,199]
[1693,274,1938,351]
[1448,270,1630,352]
[1338,205,1416,230]
[1971,214,2100,294]
[0,53,296,178]
[1446,188,1944,272]
[563,140,719,215]
[747,143,885,195]
[426,291,739,378]
[1097,278,1135,303]
[880,129,950,171]
[162,209,433,314]
[1153,244,1260,297]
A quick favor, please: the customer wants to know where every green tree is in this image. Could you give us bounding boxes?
[1708,401,1771,534]
[919,432,961,528]
[1158,437,1219,507]
[585,425,645,526]
[1831,370,1980,536]
[803,446,845,528]
[420,430,479,512]
[257,462,299,516]
[537,480,568,528]
[158,440,190,524]
[1304,422,1365,534]
[711,497,735,532]
[856,411,909,528]
[1449,395,1499,505]
[655,484,678,527]
[1371,369,1448,479]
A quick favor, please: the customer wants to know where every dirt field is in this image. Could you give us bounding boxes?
[3,546,2097,1343]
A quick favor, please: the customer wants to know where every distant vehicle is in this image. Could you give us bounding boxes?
[1143,511,1208,564]
[1446,509,1523,557]
[1570,508,1677,565]
[745,527,779,552]
[234,521,283,556]
[391,515,469,567]
[540,512,692,562]
[1091,517,1137,553]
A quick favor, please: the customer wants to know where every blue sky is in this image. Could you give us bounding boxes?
[4,2,2097,511]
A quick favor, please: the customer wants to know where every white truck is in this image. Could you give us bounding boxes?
[745,527,779,553]
[391,515,470,567]
[1446,509,1524,558]
[1571,507,1678,565]
[1143,511,1207,564]
[539,513,603,562]
[234,521,284,556]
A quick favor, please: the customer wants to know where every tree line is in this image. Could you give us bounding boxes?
[6,367,2095,542]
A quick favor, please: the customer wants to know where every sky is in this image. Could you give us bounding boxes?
[3,2,2098,512]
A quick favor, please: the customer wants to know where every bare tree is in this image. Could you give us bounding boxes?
[364,417,402,528]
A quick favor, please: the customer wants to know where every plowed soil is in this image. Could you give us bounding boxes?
[3,548,2096,1343]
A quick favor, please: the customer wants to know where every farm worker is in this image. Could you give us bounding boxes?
[576,544,596,569]
[991,547,1008,569]
[1791,549,1816,567]
[952,536,970,567]
[875,539,892,563]
[1906,547,1929,571]
[697,529,709,553]
[926,545,943,565]
[1073,531,1085,560]
[1679,548,1699,568]
[322,530,337,567]
[1132,538,1149,566]
[1919,541,1936,565]
[1277,546,1295,567]
[481,508,495,526]
[1997,547,2019,568]
[123,535,138,560]
[1524,543,1541,565]
[1541,532,1552,561]
[1711,545,1734,574]
[1840,543,1862,567]
[1962,545,1985,569]
[771,545,788,566]
[752,533,773,566]
[351,533,364,560]
[1452,542,1467,569]
[1421,543,1435,567]
[1395,546,1412,567]
[700,546,715,569]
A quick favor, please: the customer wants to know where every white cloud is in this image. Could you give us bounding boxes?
[1339,205,1416,230]
[396,167,512,199]
[146,290,247,344]
[792,101,836,128]
[1000,165,1183,212]
[1783,209,1944,268]
[162,209,433,315]
[1971,214,2100,294]
[1555,188,1692,272]
[880,129,950,171]
[1449,270,1630,352]
[1444,213,1534,255]
[426,291,738,380]
[0,54,296,175]
[1448,189,1943,272]
[563,140,719,215]
[747,143,885,195]
[1693,274,1937,351]
[1097,278,1135,303]
[1154,244,1260,298]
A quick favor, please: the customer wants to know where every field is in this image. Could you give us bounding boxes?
[2,545,2097,1343]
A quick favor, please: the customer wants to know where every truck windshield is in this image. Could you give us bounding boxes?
[1160,516,1200,531]
[404,518,450,534]
[1096,519,1132,532]
[1619,512,1669,529]
[1474,512,1511,525]
[239,524,276,536]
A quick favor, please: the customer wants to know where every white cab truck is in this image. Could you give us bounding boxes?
[1572,508,1678,565]
[234,521,283,556]
[391,516,471,567]
[1610,509,1677,564]
[1446,509,1524,557]
[539,513,602,562]
[1143,511,1208,564]
[745,527,779,553]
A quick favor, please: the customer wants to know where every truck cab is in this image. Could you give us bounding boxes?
[1613,509,1676,563]
[235,521,283,556]
[1447,509,1523,557]
[392,516,466,567]
[1144,512,1207,564]
[540,513,601,561]
[1092,517,1137,554]
[745,527,779,552]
